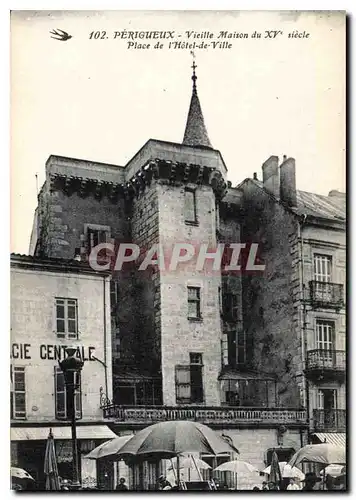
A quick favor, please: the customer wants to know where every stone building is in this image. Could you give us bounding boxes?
[237,157,346,449]
[10,254,116,488]
[22,65,345,489]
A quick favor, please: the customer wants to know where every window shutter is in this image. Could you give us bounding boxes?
[175,366,191,403]
[55,367,66,420]
[13,367,26,419]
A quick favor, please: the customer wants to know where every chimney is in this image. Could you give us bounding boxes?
[280,157,297,207]
[262,156,279,198]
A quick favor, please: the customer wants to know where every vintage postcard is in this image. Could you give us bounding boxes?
[10,10,346,491]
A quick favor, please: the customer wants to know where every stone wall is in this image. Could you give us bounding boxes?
[157,182,222,406]
[130,183,161,373]
[239,180,302,407]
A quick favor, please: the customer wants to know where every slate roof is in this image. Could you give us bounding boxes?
[182,81,212,148]
[251,179,346,221]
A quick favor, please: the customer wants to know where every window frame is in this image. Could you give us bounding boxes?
[54,367,82,420]
[84,224,111,258]
[184,188,198,225]
[315,320,335,351]
[11,366,26,420]
[55,297,78,340]
[187,286,202,320]
[314,254,332,283]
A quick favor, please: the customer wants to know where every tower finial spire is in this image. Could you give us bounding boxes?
[183,53,212,148]
[191,51,197,92]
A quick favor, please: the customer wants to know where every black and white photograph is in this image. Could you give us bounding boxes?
[9,9,346,491]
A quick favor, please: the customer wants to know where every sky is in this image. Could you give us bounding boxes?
[10,10,346,254]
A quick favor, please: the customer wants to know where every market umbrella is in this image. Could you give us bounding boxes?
[11,467,35,490]
[214,460,258,475]
[288,443,346,468]
[269,451,282,487]
[44,429,61,491]
[168,455,211,471]
[115,421,237,460]
[85,434,134,461]
[262,461,304,480]
[320,464,345,478]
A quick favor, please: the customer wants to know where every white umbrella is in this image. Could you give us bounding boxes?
[214,460,258,474]
[11,467,34,481]
[288,443,346,467]
[168,455,211,471]
[262,461,304,480]
[320,464,345,478]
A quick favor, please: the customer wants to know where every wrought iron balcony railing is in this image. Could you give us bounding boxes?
[102,404,307,427]
[306,349,346,372]
[313,409,346,432]
[309,281,344,309]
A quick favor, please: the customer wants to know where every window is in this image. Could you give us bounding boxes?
[110,280,119,312]
[11,366,26,419]
[87,228,108,252]
[188,287,201,319]
[221,334,229,366]
[236,330,247,365]
[316,320,334,350]
[222,293,238,321]
[55,298,78,339]
[54,367,82,420]
[314,254,332,282]
[175,354,204,404]
[175,366,191,404]
[317,389,337,410]
[316,320,334,365]
[184,189,197,224]
[190,353,204,403]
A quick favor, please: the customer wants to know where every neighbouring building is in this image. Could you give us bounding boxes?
[20,65,346,490]
[237,157,346,454]
[10,254,116,489]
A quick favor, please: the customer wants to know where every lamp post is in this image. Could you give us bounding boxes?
[59,346,84,490]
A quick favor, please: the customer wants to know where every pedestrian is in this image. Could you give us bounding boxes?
[268,481,279,490]
[158,475,172,490]
[116,477,128,491]
[302,472,321,491]
[287,478,301,490]
[262,481,269,491]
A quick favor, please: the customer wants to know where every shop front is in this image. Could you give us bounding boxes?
[11,424,117,489]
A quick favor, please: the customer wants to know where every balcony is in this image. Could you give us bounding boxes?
[102,405,307,429]
[309,281,344,309]
[313,409,346,432]
[305,349,345,381]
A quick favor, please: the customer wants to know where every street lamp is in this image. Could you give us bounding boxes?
[59,346,84,490]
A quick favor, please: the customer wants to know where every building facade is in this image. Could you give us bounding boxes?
[10,254,115,488]
[237,156,346,449]
[19,68,345,489]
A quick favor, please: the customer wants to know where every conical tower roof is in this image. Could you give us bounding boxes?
[182,61,212,148]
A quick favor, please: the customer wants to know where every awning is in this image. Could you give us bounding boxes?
[11,425,117,441]
[314,433,346,447]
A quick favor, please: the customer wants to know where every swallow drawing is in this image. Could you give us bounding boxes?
[50,29,72,41]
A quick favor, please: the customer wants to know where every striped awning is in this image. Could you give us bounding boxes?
[11,425,117,441]
[314,433,346,447]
